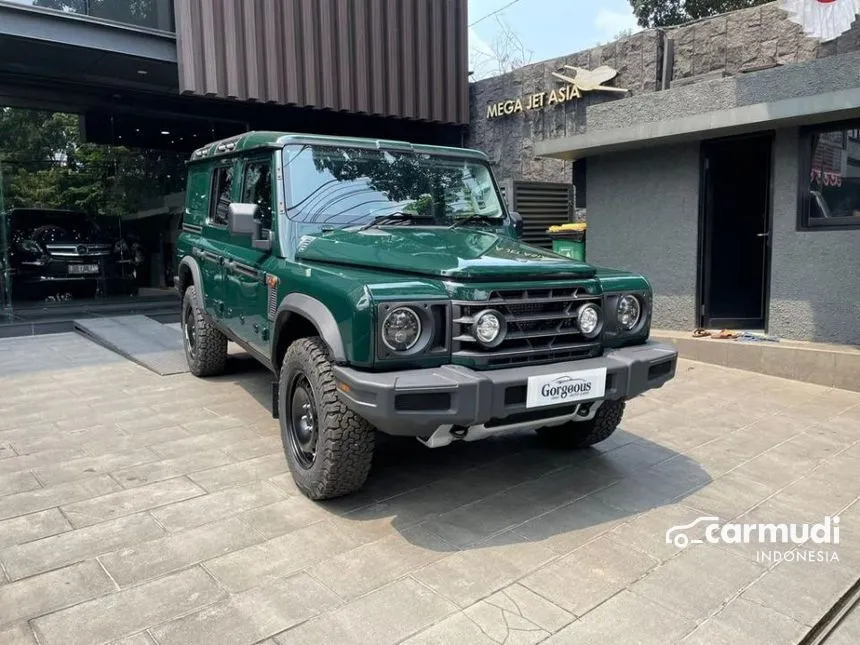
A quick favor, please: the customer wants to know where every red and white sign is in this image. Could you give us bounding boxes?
[779,0,860,41]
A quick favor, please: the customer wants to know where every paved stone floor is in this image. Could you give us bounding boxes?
[0,332,858,645]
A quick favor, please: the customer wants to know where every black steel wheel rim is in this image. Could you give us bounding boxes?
[183,307,196,359]
[287,373,318,469]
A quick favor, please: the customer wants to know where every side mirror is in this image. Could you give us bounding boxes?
[228,203,272,252]
[510,211,524,237]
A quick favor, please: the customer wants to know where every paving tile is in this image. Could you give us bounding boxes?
[274,578,456,645]
[61,477,205,528]
[309,524,451,600]
[611,503,713,562]
[681,596,808,645]
[463,583,574,644]
[220,436,283,461]
[149,481,285,532]
[0,560,115,627]
[513,494,627,555]
[1,513,165,580]
[0,624,38,645]
[401,612,497,645]
[148,428,261,460]
[0,475,120,522]
[237,498,329,539]
[111,633,157,645]
[32,567,226,645]
[33,448,158,487]
[0,443,15,460]
[110,449,234,489]
[180,415,247,435]
[99,516,265,587]
[631,544,765,621]
[544,590,695,645]
[413,531,557,608]
[0,472,41,497]
[187,454,289,492]
[150,572,340,645]
[683,471,781,520]
[0,509,71,550]
[80,427,191,457]
[205,520,362,593]
[741,559,858,626]
[9,425,125,455]
[521,533,659,617]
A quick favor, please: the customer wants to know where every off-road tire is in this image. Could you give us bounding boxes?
[181,285,228,377]
[535,400,626,449]
[278,337,375,500]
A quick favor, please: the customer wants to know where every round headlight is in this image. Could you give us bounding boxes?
[473,310,505,347]
[577,303,602,338]
[382,307,422,352]
[617,295,642,330]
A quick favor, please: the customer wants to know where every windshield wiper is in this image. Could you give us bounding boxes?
[356,211,426,232]
[449,213,501,230]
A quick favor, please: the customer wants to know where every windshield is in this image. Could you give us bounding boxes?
[283,144,505,229]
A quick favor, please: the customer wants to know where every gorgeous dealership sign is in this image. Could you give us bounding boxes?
[486,65,628,119]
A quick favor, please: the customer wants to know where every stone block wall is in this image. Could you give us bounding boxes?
[466,30,663,185]
[669,0,860,83]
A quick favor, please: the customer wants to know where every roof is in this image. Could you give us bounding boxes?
[189,131,489,162]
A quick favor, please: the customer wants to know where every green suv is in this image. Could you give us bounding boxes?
[175,131,678,500]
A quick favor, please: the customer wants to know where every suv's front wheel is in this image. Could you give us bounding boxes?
[278,337,375,500]
[535,400,626,449]
[181,285,228,377]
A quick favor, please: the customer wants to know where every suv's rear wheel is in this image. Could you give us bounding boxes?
[181,285,228,377]
[535,400,626,449]
[278,337,375,500]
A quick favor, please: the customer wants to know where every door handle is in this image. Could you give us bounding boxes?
[756,232,770,238]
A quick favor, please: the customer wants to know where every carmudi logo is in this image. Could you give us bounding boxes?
[541,376,592,400]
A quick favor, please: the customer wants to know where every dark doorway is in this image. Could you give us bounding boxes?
[699,134,773,329]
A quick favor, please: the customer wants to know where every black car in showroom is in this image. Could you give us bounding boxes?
[2,208,140,301]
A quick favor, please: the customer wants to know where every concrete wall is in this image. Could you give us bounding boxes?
[768,129,860,345]
[586,130,860,345]
[587,144,701,331]
[586,48,860,135]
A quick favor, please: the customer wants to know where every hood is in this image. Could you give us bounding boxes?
[295,227,596,280]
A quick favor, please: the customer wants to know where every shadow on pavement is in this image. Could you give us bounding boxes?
[226,352,713,553]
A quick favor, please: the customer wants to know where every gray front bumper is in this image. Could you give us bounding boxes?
[332,341,678,437]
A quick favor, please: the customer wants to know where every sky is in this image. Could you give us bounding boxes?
[468,0,641,80]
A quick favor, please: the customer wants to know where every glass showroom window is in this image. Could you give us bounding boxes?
[800,124,860,230]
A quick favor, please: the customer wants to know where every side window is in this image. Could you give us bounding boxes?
[241,160,274,230]
[209,165,234,227]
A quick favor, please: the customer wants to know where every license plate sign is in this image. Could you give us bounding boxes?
[526,368,607,409]
[69,264,99,275]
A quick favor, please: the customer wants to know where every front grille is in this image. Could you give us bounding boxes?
[452,287,602,368]
[46,244,111,258]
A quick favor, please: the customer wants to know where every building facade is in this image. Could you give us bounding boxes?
[0,0,469,327]
[469,1,860,346]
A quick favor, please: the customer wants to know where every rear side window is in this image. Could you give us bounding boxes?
[184,166,210,225]
[209,165,234,227]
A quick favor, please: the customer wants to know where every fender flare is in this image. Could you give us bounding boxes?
[273,293,347,364]
[178,257,205,309]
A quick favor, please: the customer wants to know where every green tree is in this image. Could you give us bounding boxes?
[629,0,771,28]
[0,107,184,216]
